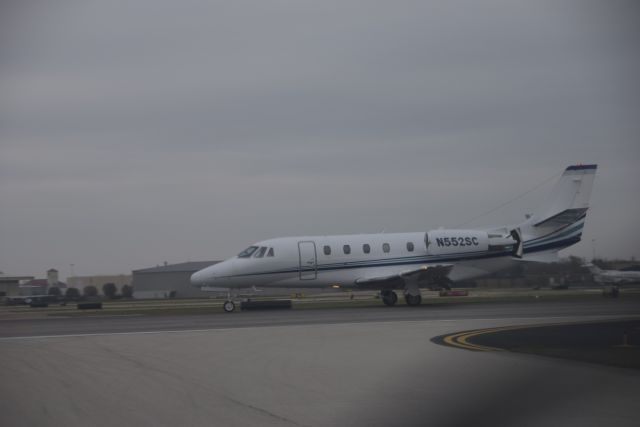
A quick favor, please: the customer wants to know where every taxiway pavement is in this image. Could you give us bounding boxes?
[1,299,638,339]
[1,299,639,426]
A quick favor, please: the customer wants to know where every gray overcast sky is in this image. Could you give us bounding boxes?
[1,0,639,278]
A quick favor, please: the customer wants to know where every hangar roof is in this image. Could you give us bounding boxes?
[22,279,67,288]
[133,261,219,274]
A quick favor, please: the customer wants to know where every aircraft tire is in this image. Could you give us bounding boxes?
[405,293,422,306]
[381,291,397,307]
[223,300,236,313]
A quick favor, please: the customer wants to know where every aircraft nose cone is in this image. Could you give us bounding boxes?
[190,270,211,287]
[191,261,234,287]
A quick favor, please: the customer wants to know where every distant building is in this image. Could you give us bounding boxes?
[0,275,35,296]
[67,274,132,291]
[19,269,67,295]
[131,261,338,299]
[132,261,219,299]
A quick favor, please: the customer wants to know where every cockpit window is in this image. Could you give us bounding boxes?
[267,247,274,257]
[254,246,267,258]
[237,246,258,258]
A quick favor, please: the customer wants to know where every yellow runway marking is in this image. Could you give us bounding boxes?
[438,317,640,352]
[442,327,506,351]
[442,327,503,351]
[441,324,560,352]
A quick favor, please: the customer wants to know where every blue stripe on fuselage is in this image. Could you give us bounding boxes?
[221,233,581,279]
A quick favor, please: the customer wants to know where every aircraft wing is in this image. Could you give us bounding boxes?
[354,264,454,289]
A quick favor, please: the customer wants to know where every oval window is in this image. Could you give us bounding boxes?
[323,245,331,255]
[363,244,371,254]
[382,243,390,253]
[406,242,414,252]
[343,245,351,255]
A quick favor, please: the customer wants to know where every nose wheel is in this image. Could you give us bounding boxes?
[223,300,236,313]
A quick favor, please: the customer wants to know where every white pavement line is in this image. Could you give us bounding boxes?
[0,314,637,342]
[0,328,238,341]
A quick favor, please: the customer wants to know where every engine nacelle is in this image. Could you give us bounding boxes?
[426,229,489,255]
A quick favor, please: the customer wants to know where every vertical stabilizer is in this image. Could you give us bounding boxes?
[584,263,603,275]
[532,164,597,226]
[519,164,597,258]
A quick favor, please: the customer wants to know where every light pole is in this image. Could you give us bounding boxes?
[591,239,596,261]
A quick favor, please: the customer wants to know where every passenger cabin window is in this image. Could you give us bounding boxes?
[238,246,258,258]
[383,243,390,253]
[343,245,351,255]
[323,245,331,255]
[406,242,414,252]
[254,246,267,258]
[267,247,274,257]
[363,244,371,254]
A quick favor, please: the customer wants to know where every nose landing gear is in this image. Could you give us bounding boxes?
[222,289,237,313]
[223,300,236,313]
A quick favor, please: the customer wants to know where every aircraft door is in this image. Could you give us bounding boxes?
[298,241,317,280]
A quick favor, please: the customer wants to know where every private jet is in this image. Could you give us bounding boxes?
[192,164,597,312]
[585,263,640,285]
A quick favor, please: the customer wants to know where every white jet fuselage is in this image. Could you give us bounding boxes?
[191,164,597,299]
[192,229,560,289]
[591,269,640,284]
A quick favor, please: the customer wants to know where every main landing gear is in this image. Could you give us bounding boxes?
[380,290,423,306]
[404,293,422,306]
[381,290,398,306]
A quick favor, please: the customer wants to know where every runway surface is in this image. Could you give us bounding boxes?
[1,299,639,339]
[1,299,639,426]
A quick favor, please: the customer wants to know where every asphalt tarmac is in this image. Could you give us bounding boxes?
[434,318,640,369]
[1,299,638,339]
[1,299,639,427]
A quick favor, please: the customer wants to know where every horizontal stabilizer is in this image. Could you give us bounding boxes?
[517,251,559,263]
[534,207,588,228]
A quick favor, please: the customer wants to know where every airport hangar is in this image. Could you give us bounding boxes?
[132,261,219,299]
[131,260,336,299]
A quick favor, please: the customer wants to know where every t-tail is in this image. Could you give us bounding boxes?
[516,164,597,261]
[583,262,603,275]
